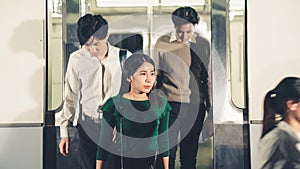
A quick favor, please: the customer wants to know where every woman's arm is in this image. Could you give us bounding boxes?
[158,101,171,157]
[96,160,103,169]
[96,98,116,162]
[162,157,169,169]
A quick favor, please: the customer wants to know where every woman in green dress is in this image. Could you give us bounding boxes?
[96,53,171,169]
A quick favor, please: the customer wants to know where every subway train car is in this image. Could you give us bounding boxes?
[1,0,300,169]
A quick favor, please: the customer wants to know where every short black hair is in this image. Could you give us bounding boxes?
[77,14,108,45]
[171,6,200,27]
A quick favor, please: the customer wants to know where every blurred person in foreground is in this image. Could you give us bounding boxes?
[259,77,300,169]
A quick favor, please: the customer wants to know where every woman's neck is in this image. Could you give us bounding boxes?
[124,92,148,101]
[285,118,300,134]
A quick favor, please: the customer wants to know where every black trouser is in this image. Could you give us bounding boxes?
[103,153,158,169]
[77,115,106,169]
[168,102,206,169]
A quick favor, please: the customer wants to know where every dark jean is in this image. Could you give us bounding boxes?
[103,153,159,169]
[168,102,206,169]
[77,115,105,169]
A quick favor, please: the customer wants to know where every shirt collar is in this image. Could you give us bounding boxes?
[169,30,197,43]
[107,42,112,57]
[82,47,91,57]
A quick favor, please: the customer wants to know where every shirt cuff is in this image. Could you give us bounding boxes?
[60,126,68,138]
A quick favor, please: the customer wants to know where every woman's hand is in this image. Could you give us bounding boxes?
[96,160,103,169]
[112,125,117,143]
[162,157,169,169]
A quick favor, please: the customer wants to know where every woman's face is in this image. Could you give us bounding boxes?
[129,62,156,94]
[293,101,300,123]
[287,100,300,123]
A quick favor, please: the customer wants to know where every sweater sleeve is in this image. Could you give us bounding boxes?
[96,98,116,160]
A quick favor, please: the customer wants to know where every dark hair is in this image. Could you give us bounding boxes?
[119,53,155,95]
[171,6,200,27]
[261,77,300,138]
[77,14,108,46]
[119,52,164,107]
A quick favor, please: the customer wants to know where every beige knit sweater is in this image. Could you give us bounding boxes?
[154,35,192,103]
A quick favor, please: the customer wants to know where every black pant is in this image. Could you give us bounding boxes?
[103,153,158,169]
[77,115,104,169]
[168,102,206,169]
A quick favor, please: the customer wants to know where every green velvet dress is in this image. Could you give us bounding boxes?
[96,94,171,166]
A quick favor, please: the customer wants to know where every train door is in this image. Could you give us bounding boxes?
[46,0,214,168]
[46,0,252,169]
[211,0,249,168]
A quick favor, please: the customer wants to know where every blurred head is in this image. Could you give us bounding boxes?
[77,14,108,45]
[172,7,199,43]
[77,14,109,57]
[261,77,300,138]
[119,53,156,95]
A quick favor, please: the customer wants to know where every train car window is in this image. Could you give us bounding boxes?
[48,0,63,110]
[96,0,149,7]
[108,33,143,53]
[229,0,246,109]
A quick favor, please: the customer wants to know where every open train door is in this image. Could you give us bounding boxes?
[210,0,250,168]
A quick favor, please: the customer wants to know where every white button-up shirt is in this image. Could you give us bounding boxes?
[59,43,131,138]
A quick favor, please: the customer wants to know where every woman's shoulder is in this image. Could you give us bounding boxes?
[156,94,172,113]
[258,128,282,162]
[260,126,288,150]
[157,95,168,104]
[101,95,121,112]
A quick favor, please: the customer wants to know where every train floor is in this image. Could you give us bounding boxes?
[56,127,213,169]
